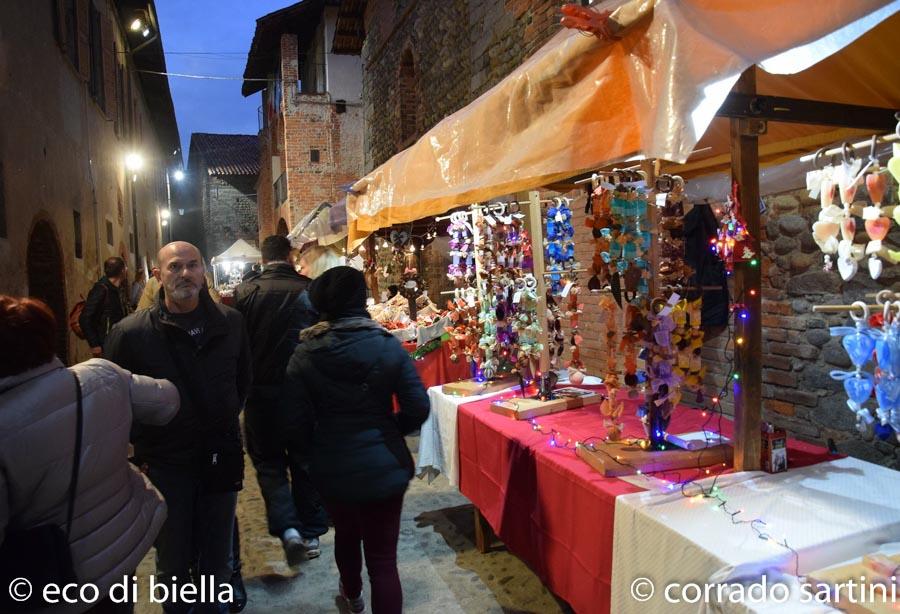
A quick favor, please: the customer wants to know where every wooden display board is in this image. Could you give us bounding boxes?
[442,376,518,397]
[490,387,603,420]
[576,440,733,477]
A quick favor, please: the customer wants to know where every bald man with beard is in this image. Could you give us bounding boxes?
[105,242,251,614]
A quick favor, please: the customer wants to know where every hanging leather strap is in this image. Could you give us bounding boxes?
[66,372,84,541]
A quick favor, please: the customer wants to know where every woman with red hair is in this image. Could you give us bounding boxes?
[0,295,180,613]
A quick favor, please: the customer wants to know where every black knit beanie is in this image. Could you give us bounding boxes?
[308,266,369,320]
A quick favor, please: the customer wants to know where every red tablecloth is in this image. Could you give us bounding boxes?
[403,340,471,389]
[456,386,835,614]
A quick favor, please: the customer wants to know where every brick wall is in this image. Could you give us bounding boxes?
[361,0,565,168]
[256,33,364,239]
[202,174,259,259]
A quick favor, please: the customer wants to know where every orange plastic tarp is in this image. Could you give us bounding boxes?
[346,0,898,245]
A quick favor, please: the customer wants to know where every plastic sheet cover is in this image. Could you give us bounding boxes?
[346,0,897,245]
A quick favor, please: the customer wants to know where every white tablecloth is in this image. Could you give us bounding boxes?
[416,385,510,487]
[610,456,900,613]
[416,374,604,487]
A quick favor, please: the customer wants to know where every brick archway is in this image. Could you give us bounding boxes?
[27,219,69,364]
[276,217,289,237]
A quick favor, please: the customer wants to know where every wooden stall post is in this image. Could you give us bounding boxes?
[730,68,763,471]
[641,159,659,298]
[524,190,552,374]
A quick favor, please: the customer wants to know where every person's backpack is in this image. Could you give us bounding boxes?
[68,282,108,341]
[68,296,87,340]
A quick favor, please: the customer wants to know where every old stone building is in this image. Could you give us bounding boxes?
[186,133,260,259]
[0,0,180,364]
[242,0,365,242]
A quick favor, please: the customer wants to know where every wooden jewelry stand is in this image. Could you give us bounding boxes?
[442,376,519,397]
[576,439,733,477]
[490,387,603,420]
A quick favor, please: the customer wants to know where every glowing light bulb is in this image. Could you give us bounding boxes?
[736,337,745,345]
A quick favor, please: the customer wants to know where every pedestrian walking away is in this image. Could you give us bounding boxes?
[234,235,329,568]
[285,266,430,614]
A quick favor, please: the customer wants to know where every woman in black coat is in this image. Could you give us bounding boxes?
[285,266,429,614]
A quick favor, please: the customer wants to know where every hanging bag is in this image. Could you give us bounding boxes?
[0,373,83,612]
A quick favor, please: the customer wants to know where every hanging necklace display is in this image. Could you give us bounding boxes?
[566,285,585,384]
[610,178,650,304]
[544,197,577,294]
[655,175,692,288]
[472,205,540,381]
[600,295,619,377]
[641,294,683,449]
[546,289,565,369]
[447,211,475,287]
[829,301,877,433]
[586,182,614,290]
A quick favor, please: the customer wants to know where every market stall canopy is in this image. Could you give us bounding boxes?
[287,200,349,250]
[210,239,261,264]
[346,0,899,245]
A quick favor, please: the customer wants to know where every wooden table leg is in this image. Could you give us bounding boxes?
[474,506,495,553]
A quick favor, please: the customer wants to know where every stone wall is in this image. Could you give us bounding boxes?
[202,175,259,260]
[0,0,174,364]
[361,0,565,169]
[753,186,900,468]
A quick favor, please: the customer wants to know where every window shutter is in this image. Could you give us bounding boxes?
[102,16,116,119]
[76,0,90,80]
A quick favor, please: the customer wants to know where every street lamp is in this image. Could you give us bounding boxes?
[164,168,185,242]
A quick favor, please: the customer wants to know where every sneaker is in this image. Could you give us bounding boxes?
[339,581,366,614]
[300,536,321,559]
[282,528,305,567]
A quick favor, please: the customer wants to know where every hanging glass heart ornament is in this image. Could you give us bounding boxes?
[830,301,877,433]
[812,176,841,270]
[863,167,890,279]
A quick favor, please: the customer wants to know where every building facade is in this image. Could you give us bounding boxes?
[187,133,260,260]
[243,0,365,243]
[0,0,181,364]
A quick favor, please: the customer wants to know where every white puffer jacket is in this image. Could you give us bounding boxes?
[0,358,179,612]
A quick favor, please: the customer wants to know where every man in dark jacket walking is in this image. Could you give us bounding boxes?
[105,241,251,614]
[234,235,328,566]
[79,256,130,357]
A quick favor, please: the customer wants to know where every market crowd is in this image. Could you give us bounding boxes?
[0,236,429,614]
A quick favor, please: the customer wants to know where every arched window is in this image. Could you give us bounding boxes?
[399,49,418,145]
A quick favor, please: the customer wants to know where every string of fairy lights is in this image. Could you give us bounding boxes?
[521,284,802,576]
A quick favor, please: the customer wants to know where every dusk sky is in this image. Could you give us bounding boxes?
[155,0,296,167]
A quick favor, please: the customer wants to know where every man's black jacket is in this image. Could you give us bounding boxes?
[234,262,316,402]
[79,277,129,348]
[104,288,252,471]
